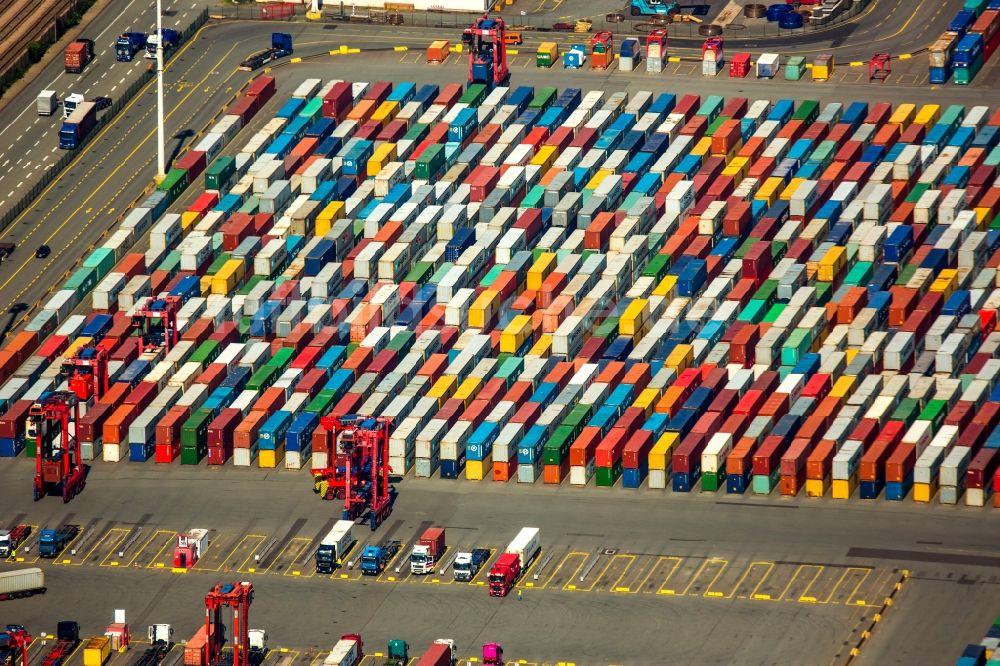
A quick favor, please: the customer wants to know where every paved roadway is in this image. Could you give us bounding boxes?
[0,0,200,221]
[1,458,998,665]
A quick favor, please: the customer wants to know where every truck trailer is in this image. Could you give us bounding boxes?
[36,91,58,116]
[488,527,540,597]
[315,520,356,573]
[59,102,97,150]
[0,568,46,600]
[64,39,94,73]
[410,527,446,575]
[0,526,30,558]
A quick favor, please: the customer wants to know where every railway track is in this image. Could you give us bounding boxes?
[0,0,79,88]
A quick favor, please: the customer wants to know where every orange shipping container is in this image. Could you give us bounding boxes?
[570,426,603,467]
[253,387,286,417]
[346,99,376,123]
[102,403,139,445]
[806,439,836,480]
[426,40,450,63]
[234,411,267,449]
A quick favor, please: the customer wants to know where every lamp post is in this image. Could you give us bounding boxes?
[155,0,165,179]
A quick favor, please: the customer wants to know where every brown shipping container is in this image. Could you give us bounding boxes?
[207,409,242,449]
[78,402,114,443]
[0,400,33,439]
[156,406,191,447]
[234,411,267,449]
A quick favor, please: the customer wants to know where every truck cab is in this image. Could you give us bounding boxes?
[384,639,408,665]
[360,540,399,576]
[0,526,30,558]
[248,629,267,666]
[488,553,521,597]
[482,643,503,666]
[147,624,173,644]
[63,93,85,119]
[145,29,180,59]
[453,548,490,582]
[115,32,147,61]
[410,527,445,575]
[173,529,208,568]
[38,526,78,558]
[629,0,680,16]
[315,520,356,574]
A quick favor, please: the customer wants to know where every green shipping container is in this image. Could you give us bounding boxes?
[890,398,919,427]
[479,264,504,288]
[305,390,337,416]
[791,99,819,124]
[405,261,434,285]
[642,254,671,280]
[918,400,947,432]
[595,461,623,487]
[527,87,556,111]
[752,469,779,495]
[238,195,260,215]
[205,156,236,191]
[298,97,323,122]
[495,356,523,382]
[180,409,213,449]
[781,328,812,366]
[785,56,805,81]
[735,236,757,259]
[521,185,545,209]
[180,443,206,465]
[701,470,724,492]
[65,266,100,300]
[543,426,575,465]
[594,317,619,340]
[844,261,873,286]
[157,251,181,274]
[459,83,487,107]
[737,299,767,324]
[239,275,264,296]
[414,144,445,180]
[268,347,295,370]
[905,182,929,203]
[387,331,415,354]
[404,123,429,143]
[157,168,188,201]
[246,364,279,392]
[190,340,220,366]
[763,303,785,324]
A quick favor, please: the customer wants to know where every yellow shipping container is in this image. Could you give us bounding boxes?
[210,258,246,296]
[315,200,345,236]
[585,169,613,190]
[649,432,679,470]
[974,207,991,228]
[427,375,458,401]
[754,176,784,206]
[930,269,958,298]
[831,477,857,500]
[530,145,558,171]
[914,103,940,128]
[817,245,846,282]
[199,275,213,296]
[371,100,400,126]
[779,177,804,202]
[62,337,91,361]
[888,102,916,129]
[83,637,111,666]
[691,136,712,157]
[619,298,649,336]
[454,377,483,406]
[367,143,398,177]
[527,252,557,291]
[830,376,856,400]
[527,334,552,358]
[666,344,693,372]
[500,314,533,353]
[722,156,748,180]
[632,387,661,416]
[258,446,283,469]
[844,348,858,365]
[913,479,937,503]
[181,211,202,230]
[469,289,500,328]
[466,457,491,481]
[805,477,829,498]
[652,275,677,298]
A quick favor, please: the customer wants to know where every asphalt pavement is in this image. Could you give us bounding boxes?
[0,0,200,221]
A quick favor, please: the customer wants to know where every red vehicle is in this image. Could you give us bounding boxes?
[0,526,31,558]
[488,553,521,597]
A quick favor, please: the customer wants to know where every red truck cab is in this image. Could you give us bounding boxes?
[488,553,521,597]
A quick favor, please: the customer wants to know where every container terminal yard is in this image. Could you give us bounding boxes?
[2,0,1000,664]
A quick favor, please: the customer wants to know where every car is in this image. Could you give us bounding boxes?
[93,96,112,110]
[35,245,50,259]
[503,31,522,45]
[0,242,14,262]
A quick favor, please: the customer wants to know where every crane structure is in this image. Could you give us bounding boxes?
[130,296,181,354]
[462,16,510,89]
[61,346,109,402]
[0,625,32,666]
[204,582,254,666]
[30,391,86,503]
[311,415,394,530]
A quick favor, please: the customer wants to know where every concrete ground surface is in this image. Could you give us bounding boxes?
[2,459,998,664]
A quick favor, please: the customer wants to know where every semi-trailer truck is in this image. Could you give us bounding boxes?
[359,539,400,575]
[59,102,97,150]
[316,520,356,573]
[145,29,180,58]
[0,568,46,600]
[488,527,540,597]
[0,526,30,558]
[38,525,79,557]
[64,39,95,73]
[410,527,445,575]
[325,634,362,666]
[416,640,455,666]
[239,33,293,71]
[453,548,490,582]
[115,32,147,61]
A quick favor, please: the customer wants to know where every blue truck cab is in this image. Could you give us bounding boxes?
[359,540,401,575]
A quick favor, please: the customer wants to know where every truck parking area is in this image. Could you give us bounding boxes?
[4,512,899,609]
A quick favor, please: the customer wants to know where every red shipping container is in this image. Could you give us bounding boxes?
[622,429,654,468]
[570,426,602,466]
[595,427,628,468]
[672,432,707,475]
[175,150,206,180]
[752,434,788,475]
[780,438,811,477]
[966,447,999,489]
[511,401,541,427]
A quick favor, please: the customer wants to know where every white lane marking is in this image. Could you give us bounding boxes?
[50,147,57,153]
[33,139,40,147]
[0,0,143,140]
[120,76,127,84]
[14,182,22,189]
[110,85,117,92]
